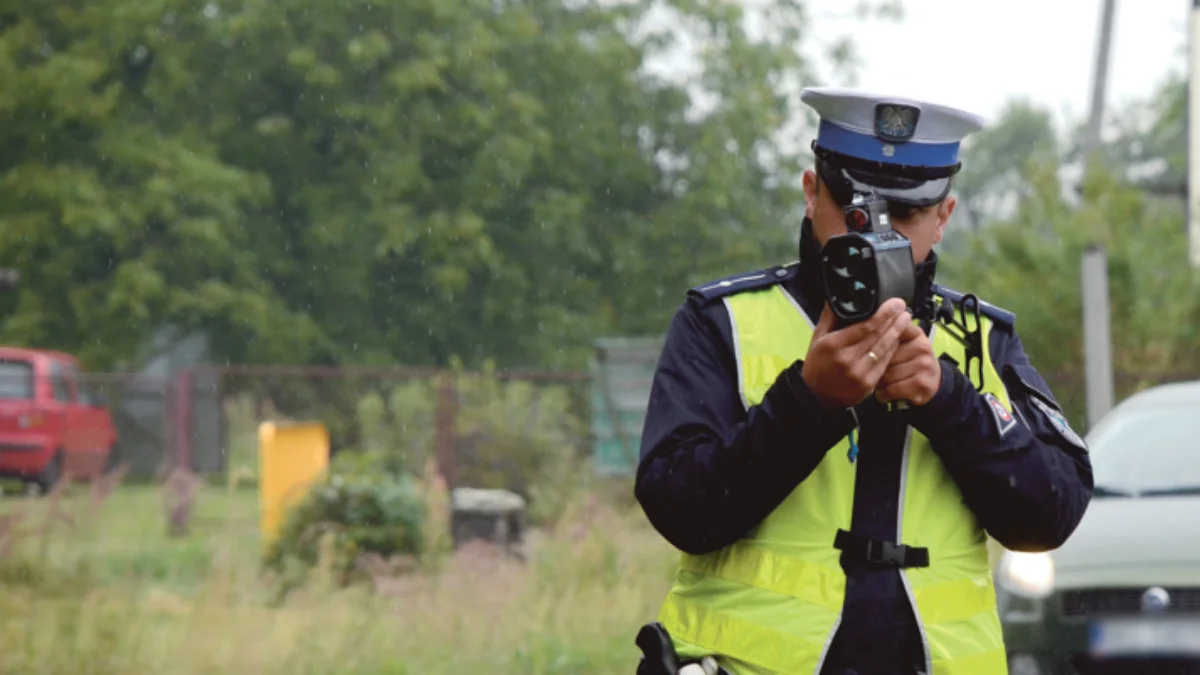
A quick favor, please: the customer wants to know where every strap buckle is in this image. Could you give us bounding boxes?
[834,529,930,569]
[865,538,909,567]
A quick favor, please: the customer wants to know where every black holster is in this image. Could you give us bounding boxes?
[635,622,729,675]
[636,622,680,675]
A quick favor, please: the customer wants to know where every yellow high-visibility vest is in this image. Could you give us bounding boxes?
[656,283,1009,675]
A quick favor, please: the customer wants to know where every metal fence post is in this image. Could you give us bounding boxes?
[434,372,458,489]
[173,369,193,471]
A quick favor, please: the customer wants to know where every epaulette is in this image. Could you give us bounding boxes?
[687,262,800,305]
[932,284,1015,330]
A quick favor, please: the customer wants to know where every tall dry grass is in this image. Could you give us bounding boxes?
[0,471,679,675]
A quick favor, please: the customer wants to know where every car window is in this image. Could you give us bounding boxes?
[49,361,75,403]
[71,367,98,406]
[0,359,34,400]
[1087,404,1200,495]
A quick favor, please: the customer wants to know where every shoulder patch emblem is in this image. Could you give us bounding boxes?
[1030,396,1087,451]
[984,392,1018,437]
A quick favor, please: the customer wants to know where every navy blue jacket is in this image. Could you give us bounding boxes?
[635,221,1094,675]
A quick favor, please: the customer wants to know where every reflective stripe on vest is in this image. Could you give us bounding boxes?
[657,284,1009,675]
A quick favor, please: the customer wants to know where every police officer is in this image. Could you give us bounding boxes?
[633,88,1095,675]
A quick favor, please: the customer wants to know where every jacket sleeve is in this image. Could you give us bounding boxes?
[905,328,1094,552]
[633,299,857,555]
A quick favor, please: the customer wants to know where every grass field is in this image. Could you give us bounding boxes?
[0,479,678,675]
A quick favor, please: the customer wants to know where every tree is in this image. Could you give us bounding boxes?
[0,1,326,369]
[936,60,1198,430]
[1065,70,1186,201]
[951,99,1060,233]
[939,157,1200,430]
[133,0,835,369]
[1,0,897,371]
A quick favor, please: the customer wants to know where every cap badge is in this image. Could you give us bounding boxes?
[875,103,919,142]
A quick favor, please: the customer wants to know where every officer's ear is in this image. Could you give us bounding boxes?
[802,169,819,219]
[933,195,956,245]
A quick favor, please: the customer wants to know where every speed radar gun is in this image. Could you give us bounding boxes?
[796,86,1006,395]
[820,191,915,327]
[818,191,992,398]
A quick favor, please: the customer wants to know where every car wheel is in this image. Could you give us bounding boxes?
[33,450,64,494]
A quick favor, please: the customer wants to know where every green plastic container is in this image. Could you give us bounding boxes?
[589,337,664,476]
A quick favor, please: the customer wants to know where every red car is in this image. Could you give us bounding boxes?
[0,348,118,492]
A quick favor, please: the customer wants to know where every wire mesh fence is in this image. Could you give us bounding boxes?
[79,373,173,481]
[6,363,1193,491]
[186,366,596,495]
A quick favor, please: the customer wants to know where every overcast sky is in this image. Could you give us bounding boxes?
[806,0,1187,132]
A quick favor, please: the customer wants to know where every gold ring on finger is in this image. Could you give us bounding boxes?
[867,351,879,363]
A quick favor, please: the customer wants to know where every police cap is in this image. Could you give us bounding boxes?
[800,87,985,208]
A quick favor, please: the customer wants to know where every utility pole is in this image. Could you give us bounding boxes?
[1189,0,1200,265]
[1083,0,1117,160]
[1082,0,1118,428]
[1082,246,1114,429]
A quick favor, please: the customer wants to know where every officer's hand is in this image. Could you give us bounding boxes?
[801,298,911,409]
[875,322,942,406]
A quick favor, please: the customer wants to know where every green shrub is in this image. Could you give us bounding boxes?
[248,366,591,587]
[454,373,583,503]
[353,380,437,477]
[344,369,587,527]
[262,470,425,599]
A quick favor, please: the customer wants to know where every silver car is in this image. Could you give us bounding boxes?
[996,380,1200,675]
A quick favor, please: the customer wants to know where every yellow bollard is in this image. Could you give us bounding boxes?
[258,421,330,544]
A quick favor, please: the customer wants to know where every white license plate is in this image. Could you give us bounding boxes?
[1089,616,1200,656]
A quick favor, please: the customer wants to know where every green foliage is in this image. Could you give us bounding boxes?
[0,0,325,369]
[954,99,1059,231]
[0,484,675,675]
[262,470,425,598]
[938,70,1198,432]
[1071,70,1186,197]
[353,380,438,478]
[0,0,839,372]
[454,372,585,501]
[940,159,1200,430]
[346,369,587,524]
